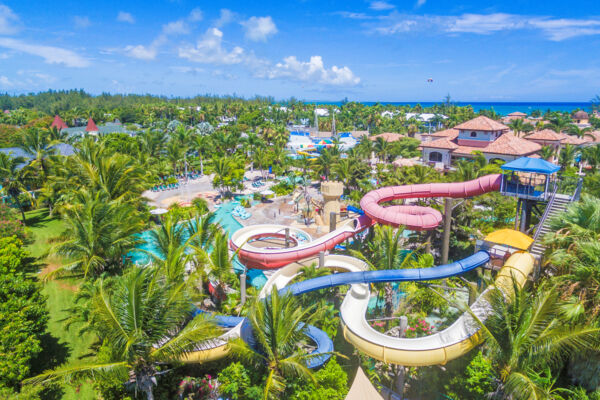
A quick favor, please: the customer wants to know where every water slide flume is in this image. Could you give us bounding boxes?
[360,174,502,230]
[230,175,503,270]
[184,174,531,366]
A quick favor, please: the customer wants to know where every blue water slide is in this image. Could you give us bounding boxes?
[283,251,489,297]
[346,205,364,215]
[197,250,489,369]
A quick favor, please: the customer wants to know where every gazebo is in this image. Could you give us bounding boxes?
[499,157,560,232]
[500,157,560,201]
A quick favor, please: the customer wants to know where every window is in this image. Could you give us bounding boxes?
[429,151,443,162]
[470,131,477,137]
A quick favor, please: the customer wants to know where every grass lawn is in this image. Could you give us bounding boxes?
[25,208,65,258]
[25,208,97,400]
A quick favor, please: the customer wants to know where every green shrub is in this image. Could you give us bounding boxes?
[217,362,251,400]
[0,236,48,391]
[0,204,26,241]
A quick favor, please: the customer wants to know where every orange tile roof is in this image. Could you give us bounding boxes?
[419,137,458,150]
[524,129,564,141]
[558,133,589,145]
[482,133,541,155]
[369,132,405,142]
[508,111,527,117]
[430,128,459,138]
[454,116,509,132]
[587,131,600,143]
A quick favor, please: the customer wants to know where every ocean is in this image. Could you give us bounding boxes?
[311,101,593,116]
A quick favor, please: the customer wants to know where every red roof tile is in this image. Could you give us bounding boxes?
[454,116,509,132]
[524,129,564,141]
[51,115,68,130]
[430,128,459,139]
[419,137,459,150]
[85,118,99,132]
[507,111,527,117]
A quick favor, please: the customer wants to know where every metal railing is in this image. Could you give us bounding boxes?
[532,183,559,244]
[571,178,584,202]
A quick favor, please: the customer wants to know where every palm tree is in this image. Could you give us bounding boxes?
[50,190,145,278]
[229,289,324,399]
[373,136,391,162]
[26,267,220,400]
[194,230,236,306]
[18,127,57,176]
[476,280,600,399]
[545,115,571,133]
[350,225,409,317]
[567,124,594,139]
[539,145,557,162]
[558,144,576,169]
[193,134,212,176]
[583,145,600,172]
[0,152,33,222]
[508,118,525,138]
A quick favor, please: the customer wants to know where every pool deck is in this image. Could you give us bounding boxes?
[143,170,279,208]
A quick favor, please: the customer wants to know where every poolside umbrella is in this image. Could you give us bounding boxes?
[261,189,275,196]
[150,208,168,215]
[484,229,533,250]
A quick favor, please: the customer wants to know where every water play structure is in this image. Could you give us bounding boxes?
[186,169,559,367]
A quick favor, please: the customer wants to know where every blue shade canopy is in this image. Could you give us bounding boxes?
[501,157,560,175]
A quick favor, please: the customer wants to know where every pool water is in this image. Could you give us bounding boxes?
[130,201,270,288]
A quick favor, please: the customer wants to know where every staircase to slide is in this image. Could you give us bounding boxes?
[529,178,583,260]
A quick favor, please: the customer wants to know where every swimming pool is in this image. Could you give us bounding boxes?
[130,202,270,288]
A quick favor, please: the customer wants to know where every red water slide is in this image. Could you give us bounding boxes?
[359,174,502,230]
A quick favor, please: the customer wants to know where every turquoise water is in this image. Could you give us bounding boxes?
[131,202,270,287]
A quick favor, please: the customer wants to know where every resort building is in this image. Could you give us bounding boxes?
[405,112,447,132]
[572,110,590,125]
[419,116,541,168]
[62,119,133,138]
[50,115,68,130]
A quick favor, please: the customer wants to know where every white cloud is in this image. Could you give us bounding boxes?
[117,11,135,24]
[215,9,235,27]
[370,1,395,11]
[124,8,202,60]
[529,18,600,41]
[178,28,245,64]
[73,16,91,28]
[448,13,525,34]
[241,16,278,41]
[362,12,600,41]
[416,0,426,6]
[0,75,13,86]
[162,20,189,35]
[124,44,157,60]
[0,38,89,67]
[189,8,203,22]
[264,55,360,86]
[0,4,20,34]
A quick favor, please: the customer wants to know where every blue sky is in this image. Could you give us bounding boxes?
[0,0,599,102]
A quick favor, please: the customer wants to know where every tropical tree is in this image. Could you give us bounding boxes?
[558,144,577,169]
[194,230,237,305]
[18,127,57,176]
[350,225,409,317]
[508,118,525,138]
[49,190,145,278]
[230,289,325,400]
[476,280,600,399]
[0,152,33,222]
[26,267,220,400]
[583,145,600,172]
[567,124,594,139]
[539,145,557,162]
